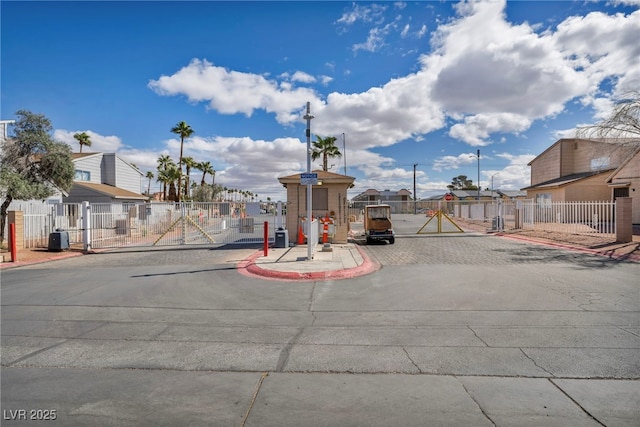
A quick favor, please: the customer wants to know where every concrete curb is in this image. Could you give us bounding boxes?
[237,245,381,281]
[498,233,640,263]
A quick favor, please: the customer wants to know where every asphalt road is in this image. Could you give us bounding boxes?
[1,234,639,426]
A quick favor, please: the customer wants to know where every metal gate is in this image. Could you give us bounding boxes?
[89,202,282,249]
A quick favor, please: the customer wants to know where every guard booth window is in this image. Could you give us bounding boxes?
[305,188,328,211]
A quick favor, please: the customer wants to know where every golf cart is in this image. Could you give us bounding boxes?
[364,204,395,244]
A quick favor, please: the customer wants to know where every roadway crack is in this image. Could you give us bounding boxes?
[275,328,305,372]
[402,347,422,373]
[548,379,606,426]
[519,348,554,376]
[456,376,496,426]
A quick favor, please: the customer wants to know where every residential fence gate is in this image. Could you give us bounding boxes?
[87,201,284,249]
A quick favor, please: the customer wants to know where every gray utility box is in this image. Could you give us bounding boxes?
[492,216,504,231]
[274,228,289,248]
[48,230,70,251]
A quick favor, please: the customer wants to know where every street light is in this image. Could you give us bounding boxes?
[476,149,480,201]
[491,173,499,199]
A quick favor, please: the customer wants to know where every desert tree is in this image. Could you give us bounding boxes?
[1,110,75,243]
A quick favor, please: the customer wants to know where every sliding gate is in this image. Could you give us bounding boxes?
[89,202,280,249]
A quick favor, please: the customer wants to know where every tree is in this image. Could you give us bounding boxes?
[163,165,181,202]
[170,121,194,202]
[0,110,75,243]
[197,161,215,186]
[576,91,640,141]
[182,156,196,198]
[447,175,478,191]
[156,154,174,201]
[145,171,154,196]
[311,135,342,171]
[73,131,92,153]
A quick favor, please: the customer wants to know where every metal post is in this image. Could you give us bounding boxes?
[413,163,418,214]
[82,201,91,251]
[304,102,314,260]
[477,149,480,201]
[9,223,17,262]
[263,221,269,256]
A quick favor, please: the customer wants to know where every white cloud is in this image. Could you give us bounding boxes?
[400,24,410,38]
[290,71,316,84]
[148,59,321,125]
[336,3,387,26]
[55,129,123,153]
[448,113,531,146]
[432,152,479,172]
[482,153,536,190]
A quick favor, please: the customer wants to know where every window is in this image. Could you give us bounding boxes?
[74,170,90,181]
[305,188,328,211]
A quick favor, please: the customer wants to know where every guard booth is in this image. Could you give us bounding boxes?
[278,170,355,244]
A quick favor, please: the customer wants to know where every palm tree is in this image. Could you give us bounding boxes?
[145,171,154,196]
[311,135,342,171]
[164,165,182,202]
[156,155,175,201]
[197,161,215,186]
[182,156,196,198]
[73,131,92,153]
[170,121,195,202]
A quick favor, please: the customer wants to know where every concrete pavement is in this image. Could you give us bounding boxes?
[1,233,639,426]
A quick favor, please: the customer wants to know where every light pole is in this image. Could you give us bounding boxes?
[304,102,314,261]
[342,133,347,176]
[476,149,481,201]
[491,173,499,199]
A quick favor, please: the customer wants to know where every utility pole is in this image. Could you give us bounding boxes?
[476,149,480,201]
[304,102,314,261]
[413,163,418,214]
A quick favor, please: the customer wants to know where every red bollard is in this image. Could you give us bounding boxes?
[9,223,17,262]
[263,221,269,257]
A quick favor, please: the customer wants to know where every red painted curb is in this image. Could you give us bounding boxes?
[237,245,380,281]
[498,233,640,263]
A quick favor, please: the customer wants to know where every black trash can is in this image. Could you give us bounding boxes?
[48,230,70,251]
[274,228,289,248]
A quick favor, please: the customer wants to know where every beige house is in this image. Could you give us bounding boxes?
[278,170,355,244]
[523,138,639,223]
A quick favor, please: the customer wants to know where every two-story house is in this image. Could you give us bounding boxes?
[522,138,639,223]
[63,152,146,204]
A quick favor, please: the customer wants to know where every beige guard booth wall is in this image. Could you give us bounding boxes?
[278,170,355,244]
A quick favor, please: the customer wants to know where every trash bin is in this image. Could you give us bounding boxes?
[48,230,70,251]
[275,228,289,248]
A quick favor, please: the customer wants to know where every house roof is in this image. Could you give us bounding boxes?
[72,182,147,200]
[606,145,640,184]
[521,169,614,190]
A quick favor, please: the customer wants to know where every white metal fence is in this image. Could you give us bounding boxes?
[5,201,285,249]
[5,199,618,249]
[348,199,616,236]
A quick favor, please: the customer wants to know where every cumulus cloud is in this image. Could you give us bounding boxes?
[148,59,321,124]
[142,0,638,197]
[432,152,479,172]
[483,153,536,190]
[55,129,123,153]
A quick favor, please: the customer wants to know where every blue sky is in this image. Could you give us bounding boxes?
[2,0,639,200]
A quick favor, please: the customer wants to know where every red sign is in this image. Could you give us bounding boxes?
[444,193,453,201]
